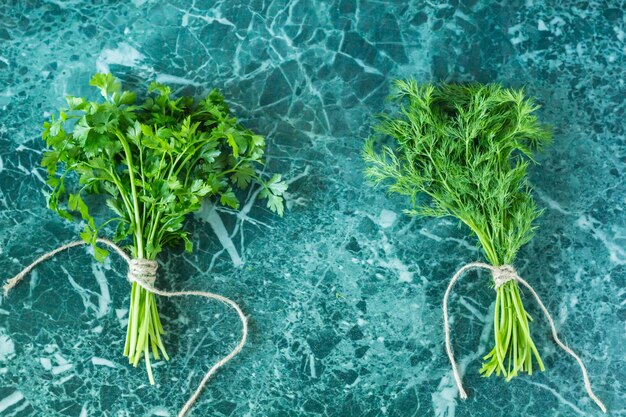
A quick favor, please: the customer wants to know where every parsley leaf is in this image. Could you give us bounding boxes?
[41,72,287,379]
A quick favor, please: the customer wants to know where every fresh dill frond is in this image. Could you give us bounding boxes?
[364,80,551,379]
[364,81,551,265]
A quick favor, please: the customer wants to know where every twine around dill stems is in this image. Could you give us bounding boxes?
[443,262,607,413]
[3,238,248,417]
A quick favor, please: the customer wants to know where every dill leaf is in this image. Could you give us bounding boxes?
[364,81,551,265]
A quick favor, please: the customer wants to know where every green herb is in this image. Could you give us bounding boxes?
[363,81,551,380]
[42,73,286,383]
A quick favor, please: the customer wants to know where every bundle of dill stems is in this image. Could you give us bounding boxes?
[364,81,551,380]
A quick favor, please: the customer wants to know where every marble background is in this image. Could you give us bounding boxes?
[0,0,624,416]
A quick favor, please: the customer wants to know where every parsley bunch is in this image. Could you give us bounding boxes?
[364,81,551,380]
[42,73,286,383]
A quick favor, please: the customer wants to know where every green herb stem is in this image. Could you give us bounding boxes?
[115,130,144,257]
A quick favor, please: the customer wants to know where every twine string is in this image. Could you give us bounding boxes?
[3,238,248,417]
[443,262,606,413]
[128,258,158,287]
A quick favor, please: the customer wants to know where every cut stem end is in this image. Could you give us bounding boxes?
[124,281,169,384]
[480,280,543,379]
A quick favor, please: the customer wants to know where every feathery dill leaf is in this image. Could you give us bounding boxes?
[364,80,551,380]
[364,81,550,265]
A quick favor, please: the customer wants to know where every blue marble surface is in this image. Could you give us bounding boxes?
[0,1,625,416]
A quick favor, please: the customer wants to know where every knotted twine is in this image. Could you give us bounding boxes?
[3,238,248,417]
[443,262,606,413]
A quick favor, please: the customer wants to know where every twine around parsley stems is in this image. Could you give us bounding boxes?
[443,262,607,413]
[3,238,248,417]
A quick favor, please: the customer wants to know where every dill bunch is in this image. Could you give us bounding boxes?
[363,81,551,379]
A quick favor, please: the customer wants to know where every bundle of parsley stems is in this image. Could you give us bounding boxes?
[364,81,551,380]
[42,73,286,383]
